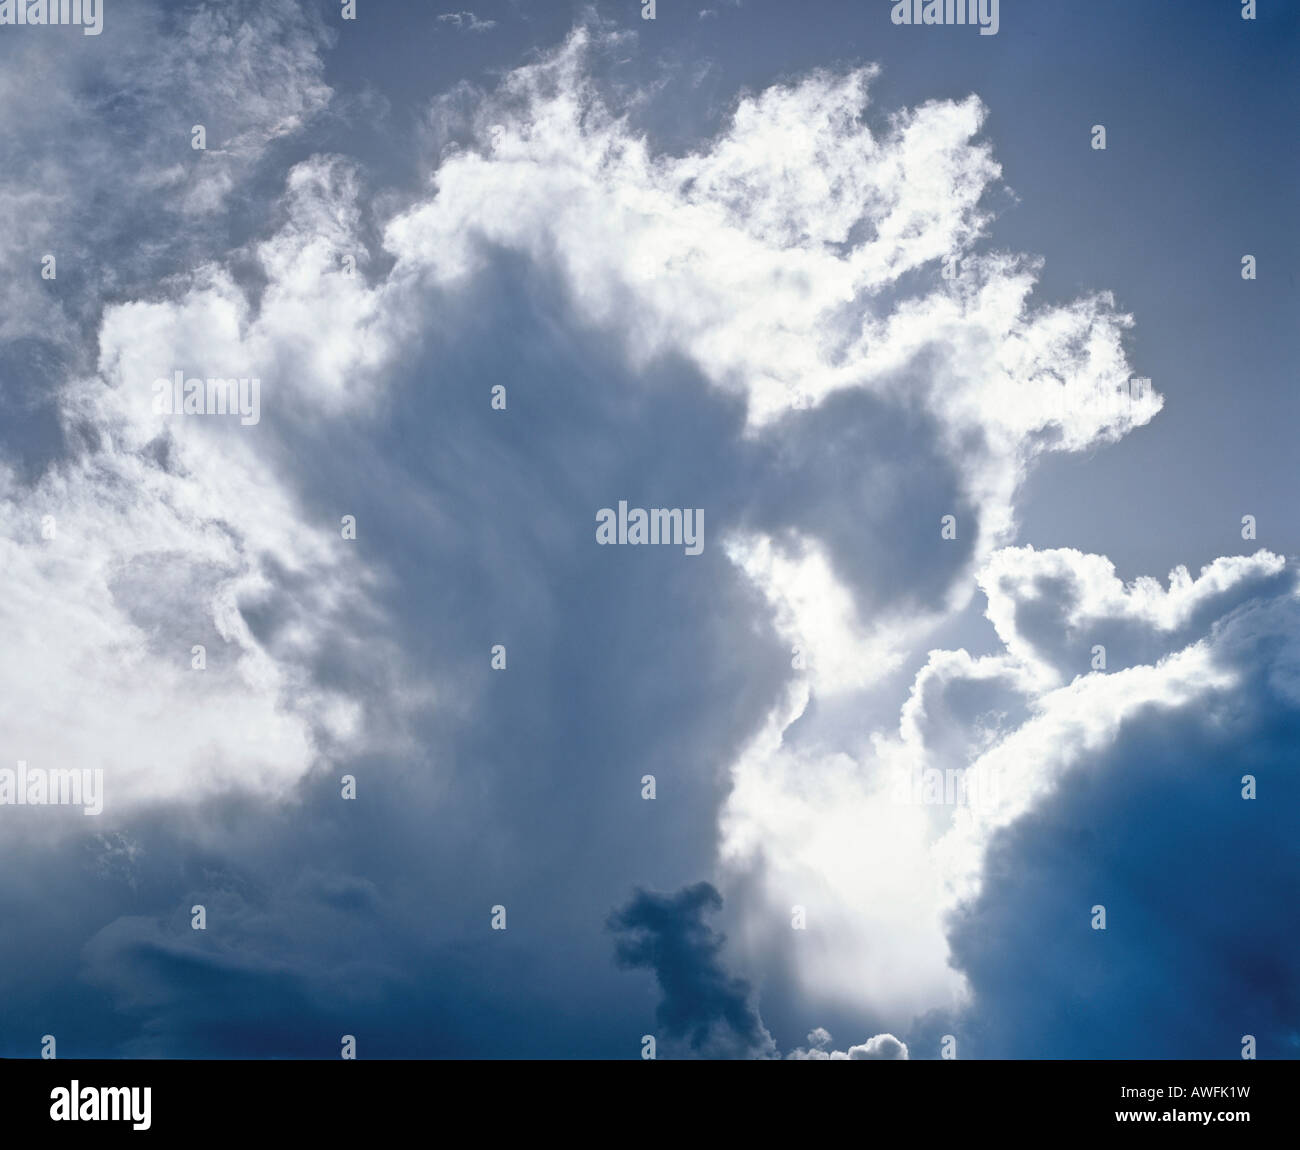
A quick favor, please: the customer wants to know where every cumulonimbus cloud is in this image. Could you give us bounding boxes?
[1,14,1289,1061]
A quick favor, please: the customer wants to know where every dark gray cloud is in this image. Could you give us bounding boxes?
[610,882,775,1059]
[929,587,1300,1058]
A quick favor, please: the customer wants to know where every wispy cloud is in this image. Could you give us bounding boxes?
[436,11,497,33]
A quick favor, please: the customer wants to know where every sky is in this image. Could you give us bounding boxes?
[0,0,1296,1060]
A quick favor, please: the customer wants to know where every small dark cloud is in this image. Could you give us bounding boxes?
[609,882,775,1058]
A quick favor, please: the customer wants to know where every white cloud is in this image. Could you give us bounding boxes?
[978,546,1286,685]
[437,11,497,33]
[0,0,332,347]
[0,151,429,821]
[788,1029,910,1059]
[719,542,1268,1027]
[383,26,1158,636]
[724,531,916,695]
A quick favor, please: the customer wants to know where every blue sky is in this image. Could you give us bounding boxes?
[0,0,1296,1060]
